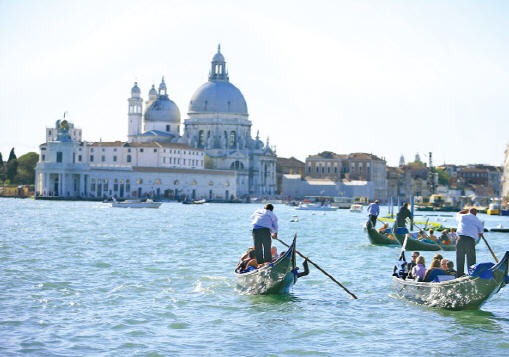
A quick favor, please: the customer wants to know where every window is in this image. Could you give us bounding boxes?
[90,155,94,162]
[229,131,236,147]
[101,155,105,162]
[56,152,63,163]
[113,156,117,162]
[78,155,82,162]
[127,155,131,163]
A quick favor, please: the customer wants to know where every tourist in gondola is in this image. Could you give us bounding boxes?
[367,200,380,228]
[411,255,426,281]
[455,208,485,277]
[407,251,420,279]
[395,202,413,234]
[439,229,452,245]
[423,258,446,282]
[445,260,457,276]
[250,203,279,264]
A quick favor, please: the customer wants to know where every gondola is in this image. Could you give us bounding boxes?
[365,222,400,246]
[393,232,447,251]
[392,250,509,310]
[235,236,298,295]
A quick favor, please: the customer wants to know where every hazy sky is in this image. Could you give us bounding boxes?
[1,0,508,167]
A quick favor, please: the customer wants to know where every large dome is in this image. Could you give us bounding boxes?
[188,81,248,115]
[188,45,248,115]
[145,96,181,122]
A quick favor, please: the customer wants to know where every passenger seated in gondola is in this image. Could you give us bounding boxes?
[407,252,420,279]
[428,229,438,242]
[236,248,262,273]
[448,229,458,244]
[378,223,390,233]
[417,230,427,240]
[439,229,452,245]
[411,256,426,281]
[423,258,447,282]
[271,246,280,261]
[445,260,457,276]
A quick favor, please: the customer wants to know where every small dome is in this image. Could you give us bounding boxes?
[145,96,181,123]
[213,44,225,62]
[149,85,157,96]
[188,81,248,115]
[131,82,141,97]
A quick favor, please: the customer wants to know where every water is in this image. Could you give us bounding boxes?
[1,198,508,356]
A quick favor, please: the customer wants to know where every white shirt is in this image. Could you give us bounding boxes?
[251,209,278,234]
[456,212,484,240]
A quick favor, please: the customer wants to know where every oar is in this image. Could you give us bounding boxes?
[273,236,358,299]
[412,222,435,241]
[480,233,499,263]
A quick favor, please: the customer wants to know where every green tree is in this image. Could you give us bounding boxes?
[0,152,4,183]
[16,152,39,184]
[6,148,18,182]
[8,148,17,161]
[436,168,450,186]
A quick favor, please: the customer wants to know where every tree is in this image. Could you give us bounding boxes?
[8,148,17,161]
[0,152,4,183]
[16,152,39,184]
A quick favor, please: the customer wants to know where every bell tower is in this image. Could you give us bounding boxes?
[128,82,143,142]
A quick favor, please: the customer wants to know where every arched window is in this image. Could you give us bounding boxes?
[230,161,244,170]
[229,131,236,147]
[198,130,205,147]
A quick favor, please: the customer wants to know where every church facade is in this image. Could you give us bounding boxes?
[35,46,277,201]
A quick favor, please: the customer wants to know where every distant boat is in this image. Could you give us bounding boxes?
[182,198,207,205]
[111,198,162,208]
[295,202,337,211]
[392,251,509,310]
[349,204,363,213]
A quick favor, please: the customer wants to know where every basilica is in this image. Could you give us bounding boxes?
[35,46,277,201]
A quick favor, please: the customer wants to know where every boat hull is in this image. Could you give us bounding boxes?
[393,251,509,310]
[235,237,297,295]
[394,233,443,251]
[112,201,162,208]
[366,226,400,246]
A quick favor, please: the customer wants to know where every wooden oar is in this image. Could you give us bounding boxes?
[480,234,499,263]
[273,236,358,299]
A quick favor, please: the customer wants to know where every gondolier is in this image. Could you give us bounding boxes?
[366,200,380,228]
[455,208,485,277]
[250,203,278,264]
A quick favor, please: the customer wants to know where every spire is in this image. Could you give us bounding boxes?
[209,44,228,81]
[158,77,167,96]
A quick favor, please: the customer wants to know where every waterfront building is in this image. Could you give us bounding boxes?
[280,152,387,201]
[35,46,275,200]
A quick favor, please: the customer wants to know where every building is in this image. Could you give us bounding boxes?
[281,151,387,201]
[35,46,276,200]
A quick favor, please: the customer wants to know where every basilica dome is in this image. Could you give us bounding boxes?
[144,78,181,123]
[188,45,248,115]
[188,81,247,115]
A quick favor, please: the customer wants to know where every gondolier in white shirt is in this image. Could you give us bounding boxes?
[250,203,278,264]
[455,208,485,277]
[366,200,380,228]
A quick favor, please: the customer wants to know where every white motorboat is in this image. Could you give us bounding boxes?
[111,198,162,208]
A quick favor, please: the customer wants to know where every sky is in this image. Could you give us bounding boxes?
[1,0,508,167]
